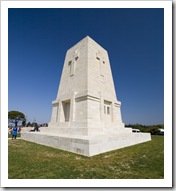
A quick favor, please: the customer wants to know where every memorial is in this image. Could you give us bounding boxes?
[22,36,151,156]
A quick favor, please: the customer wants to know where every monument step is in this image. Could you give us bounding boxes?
[21,132,151,157]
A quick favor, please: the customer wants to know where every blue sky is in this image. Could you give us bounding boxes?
[8,8,164,125]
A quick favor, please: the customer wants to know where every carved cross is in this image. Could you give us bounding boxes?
[68,50,80,77]
[96,51,105,77]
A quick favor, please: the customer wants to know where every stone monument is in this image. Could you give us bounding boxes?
[21,36,151,156]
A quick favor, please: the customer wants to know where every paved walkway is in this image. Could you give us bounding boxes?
[8,137,21,140]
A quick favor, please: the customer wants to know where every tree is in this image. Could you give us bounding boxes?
[148,126,160,135]
[22,120,26,127]
[8,111,26,126]
[26,122,31,127]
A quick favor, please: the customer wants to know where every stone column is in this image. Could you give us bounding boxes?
[111,102,115,123]
[50,100,59,123]
[57,99,62,123]
[69,93,75,126]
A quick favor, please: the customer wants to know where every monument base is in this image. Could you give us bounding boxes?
[21,129,151,157]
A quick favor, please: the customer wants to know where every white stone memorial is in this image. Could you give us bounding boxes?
[21,36,151,156]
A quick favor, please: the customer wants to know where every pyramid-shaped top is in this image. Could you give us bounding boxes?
[67,36,107,52]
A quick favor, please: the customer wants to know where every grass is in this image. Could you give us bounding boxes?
[8,135,164,179]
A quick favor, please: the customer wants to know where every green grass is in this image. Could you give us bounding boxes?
[8,135,164,179]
